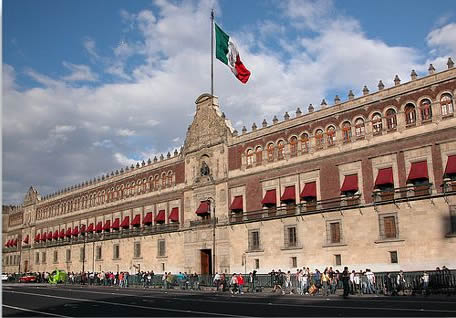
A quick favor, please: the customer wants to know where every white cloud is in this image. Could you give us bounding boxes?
[83,37,99,60]
[62,62,99,82]
[114,152,137,166]
[116,128,136,136]
[427,23,456,57]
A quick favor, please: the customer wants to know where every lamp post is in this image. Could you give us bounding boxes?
[207,197,216,276]
[80,225,86,275]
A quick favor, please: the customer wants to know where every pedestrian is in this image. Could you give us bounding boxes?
[365,269,376,294]
[321,268,330,297]
[341,266,350,298]
[248,272,254,293]
[213,272,221,291]
[421,271,429,295]
[284,271,292,295]
[238,274,245,294]
[162,272,167,289]
[230,273,238,294]
[220,273,226,292]
[396,270,406,295]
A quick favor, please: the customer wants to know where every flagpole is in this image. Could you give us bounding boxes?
[210,9,214,97]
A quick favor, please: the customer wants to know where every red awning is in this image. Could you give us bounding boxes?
[112,218,120,230]
[87,223,94,233]
[375,167,394,186]
[407,161,428,182]
[300,182,317,199]
[95,222,103,232]
[261,189,277,206]
[444,155,456,176]
[23,235,29,244]
[5,240,10,247]
[156,210,166,223]
[41,232,47,241]
[59,229,65,239]
[53,230,59,240]
[103,220,111,231]
[47,231,53,241]
[169,207,179,222]
[66,228,72,237]
[340,174,358,193]
[196,201,210,215]
[13,239,18,246]
[280,186,296,202]
[80,224,86,234]
[143,213,152,225]
[229,196,243,211]
[35,233,41,242]
[72,226,79,236]
[120,216,130,228]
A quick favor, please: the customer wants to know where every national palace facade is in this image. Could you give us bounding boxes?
[3,60,456,275]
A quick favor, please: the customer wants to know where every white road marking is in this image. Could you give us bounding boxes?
[2,304,73,318]
[3,289,253,317]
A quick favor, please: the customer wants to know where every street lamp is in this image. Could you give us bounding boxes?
[206,197,216,276]
[80,225,86,276]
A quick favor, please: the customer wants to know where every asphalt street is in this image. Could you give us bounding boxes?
[2,284,456,317]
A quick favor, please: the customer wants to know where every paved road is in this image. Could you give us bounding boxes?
[3,284,456,317]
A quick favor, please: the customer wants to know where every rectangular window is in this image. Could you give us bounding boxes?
[329,222,341,244]
[134,242,141,258]
[450,206,456,234]
[291,256,297,268]
[285,226,297,247]
[66,249,71,262]
[379,214,398,240]
[158,239,166,257]
[96,246,102,260]
[248,230,261,251]
[335,254,342,266]
[80,247,85,262]
[54,250,58,263]
[390,251,398,264]
[113,244,120,259]
[161,263,165,271]
[42,252,46,264]
[254,259,260,269]
[35,252,39,264]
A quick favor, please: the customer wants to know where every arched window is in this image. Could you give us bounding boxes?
[386,109,397,130]
[277,141,285,160]
[405,104,416,126]
[326,126,336,146]
[267,143,274,162]
[441,93,454,116]
[342,122,352,143]
[315,129,324,149]
[167,172,173,186]
[289,136,298,157]
[372,113,382,135]
[255,146,263,165]
[246,149,254,167]
[161,173,166,188]
[355,118,365,138]
[154,175,160,190]
[420,99,432,121]
[300,133,310,153]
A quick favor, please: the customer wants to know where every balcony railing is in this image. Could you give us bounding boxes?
[189,217,218,227]
[372,184,433,203]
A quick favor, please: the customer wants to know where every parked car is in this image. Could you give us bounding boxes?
[2,273,8,281]
[19,273,37,283]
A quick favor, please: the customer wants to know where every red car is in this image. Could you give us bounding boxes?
[19,274,37,283]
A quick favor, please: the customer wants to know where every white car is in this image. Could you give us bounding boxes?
[2,273,8,281]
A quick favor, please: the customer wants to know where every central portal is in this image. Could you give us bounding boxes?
[200,249,212,275]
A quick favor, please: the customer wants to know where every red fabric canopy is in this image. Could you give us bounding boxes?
[132,214,141,226]
[261,189,277,206]
[169,207,179,222]
[103,220,111,231]
[47,231,53,240]
[80,224,86,234]
[53,230,59,240]
[5,240,10,247]
[59,229,65,239]
[23,235,29,244]
[143,213,152,225]
[300,182,317,199]
[72,226,79,236]
[120,216,130,228]
[111,218,120,230]
[407,161,428,182]
[156,210,166,223]
[280,186,296,202]
[95,222,103,232]
[444,155,456,176]
[66,228,72,237]
[375,167,394,186]
[41,232,47,241]
[340,174,358,193]
[35,233,41,242]
[12,239,18,246]
[229,196,243,211]
[196,201,210,215]
[87,223,94,233]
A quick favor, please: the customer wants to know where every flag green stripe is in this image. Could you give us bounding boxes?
[215,23,229,65]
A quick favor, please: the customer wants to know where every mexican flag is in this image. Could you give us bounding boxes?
[215,23,251,84]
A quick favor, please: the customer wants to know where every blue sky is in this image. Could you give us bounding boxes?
[3,0,456,204]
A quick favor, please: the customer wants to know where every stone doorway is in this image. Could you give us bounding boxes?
[200,249,212,275]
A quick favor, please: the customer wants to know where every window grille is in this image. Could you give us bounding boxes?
[158,239,166,257]
[248,230,261,251]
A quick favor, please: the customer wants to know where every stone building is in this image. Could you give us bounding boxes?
[3,60,456,275]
